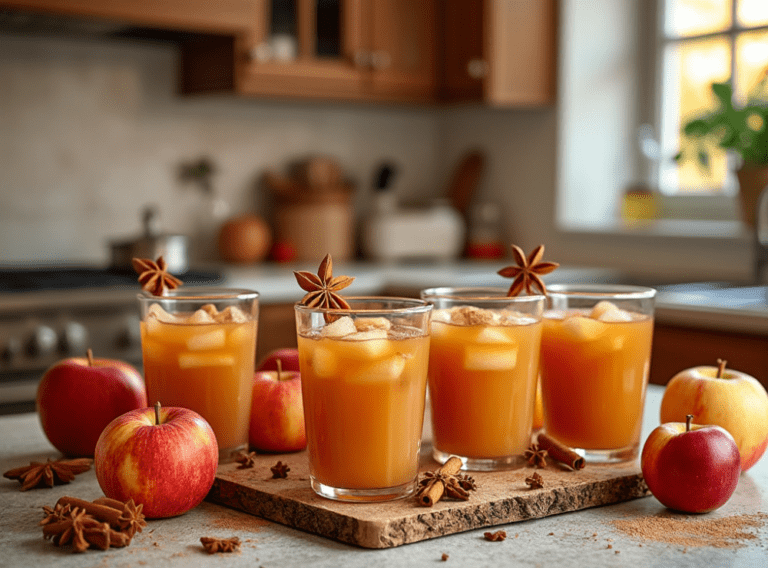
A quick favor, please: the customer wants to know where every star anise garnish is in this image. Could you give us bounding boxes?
[132,256,183,296]
[293,254,354,309]
[270,461,290,479]
[523,443,548,468]
[416,458,478,506]
[525,471,544,489]
[497,244,559,296]
[116,499,146,538]
[235,450,258,469]
[3,457,92,491]
[200,536,241,554]
[42,507,109,553]
[484,530,507,542]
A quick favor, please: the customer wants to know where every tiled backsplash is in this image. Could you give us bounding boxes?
[0,33,441,264]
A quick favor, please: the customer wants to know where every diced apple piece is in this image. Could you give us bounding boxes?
[431,309,452,324]
[321,316,357,338]
[430,321,451,339]
[147,303,174,323]
[188,309,215,325]
[311,346,337,378]
[178,353,235,368]
[346,330,388,341]
[360,354,406,381]
[562,316,607,341]
[590,300,620,320]
[463,345,518,370]
[228,324,253,346]
[219,306,248,323]
[597,308,635,323]
[354,317,392,332]
[475,327,515,344]
[343,338,390,359]
[186,329,226,351]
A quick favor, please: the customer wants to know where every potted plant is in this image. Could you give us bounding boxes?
[676,73,768,226]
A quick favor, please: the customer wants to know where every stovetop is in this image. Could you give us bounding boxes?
[0,266,223,293]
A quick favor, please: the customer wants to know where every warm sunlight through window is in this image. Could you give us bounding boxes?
[659,0,768,195]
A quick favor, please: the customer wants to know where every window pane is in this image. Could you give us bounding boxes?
[665,0,732,37]
[735,29,768,102]
[737,0,768,27]
[659,37,731,193]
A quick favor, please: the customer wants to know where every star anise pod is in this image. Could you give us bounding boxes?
[525,471,544,489]
[42,507,107,553]
[116,499,146,538]
[40,503,73,527]
[235,450,258,469]
[132,256,183,296]
[484,530,507,542]
[455,474,477,492]
[523,443,548,468]
[270,461,290,479]
[200,536,241,554]
[497,244,559,296]
[294,254,354,309]
[416,463,478,506]
[3,457,93,491]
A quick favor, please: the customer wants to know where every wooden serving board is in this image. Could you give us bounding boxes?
[207,444,650,549]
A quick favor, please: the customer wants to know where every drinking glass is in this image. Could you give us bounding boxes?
[539,284,656,463]
[138,288,259,463]
[420,287,544,471]
[295,297,432,502]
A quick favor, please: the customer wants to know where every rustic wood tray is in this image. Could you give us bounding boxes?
[207,444,650,549]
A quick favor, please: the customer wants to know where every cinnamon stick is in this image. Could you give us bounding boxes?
[536,433,585,470]
[56,496,124,528]
[419,456,463,507]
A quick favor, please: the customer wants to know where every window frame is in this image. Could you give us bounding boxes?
[653,0,768,205]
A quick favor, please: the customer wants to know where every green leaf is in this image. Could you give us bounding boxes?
[711,82,734,111]
[683,119,710,137]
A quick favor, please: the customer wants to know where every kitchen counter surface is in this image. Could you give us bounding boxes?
[221,260,768,335]
[2,386,766,567]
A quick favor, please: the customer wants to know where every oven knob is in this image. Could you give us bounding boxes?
[59,322,88,355]
[27,325,58,357]
[1,337,21,363]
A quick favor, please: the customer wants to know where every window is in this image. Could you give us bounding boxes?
[658,0,768,196]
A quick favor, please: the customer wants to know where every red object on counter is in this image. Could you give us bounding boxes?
[465,241,506,260]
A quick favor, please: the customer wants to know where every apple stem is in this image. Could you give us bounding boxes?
[155,401,161,426]
[716,359,727,378]
[277,359,282,381]
[686,414,693,432]
[86,349,94,367]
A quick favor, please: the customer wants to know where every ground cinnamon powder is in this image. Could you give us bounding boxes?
[611,513,767,549]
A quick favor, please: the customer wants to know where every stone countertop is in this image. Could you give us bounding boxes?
[1,386,766,567]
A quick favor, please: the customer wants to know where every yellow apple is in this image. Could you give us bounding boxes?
[660,360,768,471]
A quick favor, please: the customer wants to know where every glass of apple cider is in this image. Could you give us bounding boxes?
[138,288,259,463]
[539,284,656,463]
[295,297,432,502]
[420,287,545,471]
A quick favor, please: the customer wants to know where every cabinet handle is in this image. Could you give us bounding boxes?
[370,50,391,70]
[467,59,488,79]
[354,50,371,68]
[249,43,272,63]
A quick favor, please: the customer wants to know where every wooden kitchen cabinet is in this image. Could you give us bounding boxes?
[0,0,260,35]
[441,0,558,106]
[650,323,768,390]
[181,0,438,104]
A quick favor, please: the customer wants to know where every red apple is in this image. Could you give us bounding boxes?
[660,359,768,471]
[249,360,306,452]
[256,348,300,373]
[94,403,218,519]
[641,415,741,513]
[37,349,147,457]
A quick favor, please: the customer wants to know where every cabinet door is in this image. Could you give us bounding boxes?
[440,0,557,106]
[0,0,260,34]
[234,0,365,100]
[363,0,437,103]
[485,0,557,106]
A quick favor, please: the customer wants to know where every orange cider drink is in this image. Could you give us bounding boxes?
[295,298,431,502]
[138,289,259,462]
[539,285,656,463]
[421,288,544,471]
